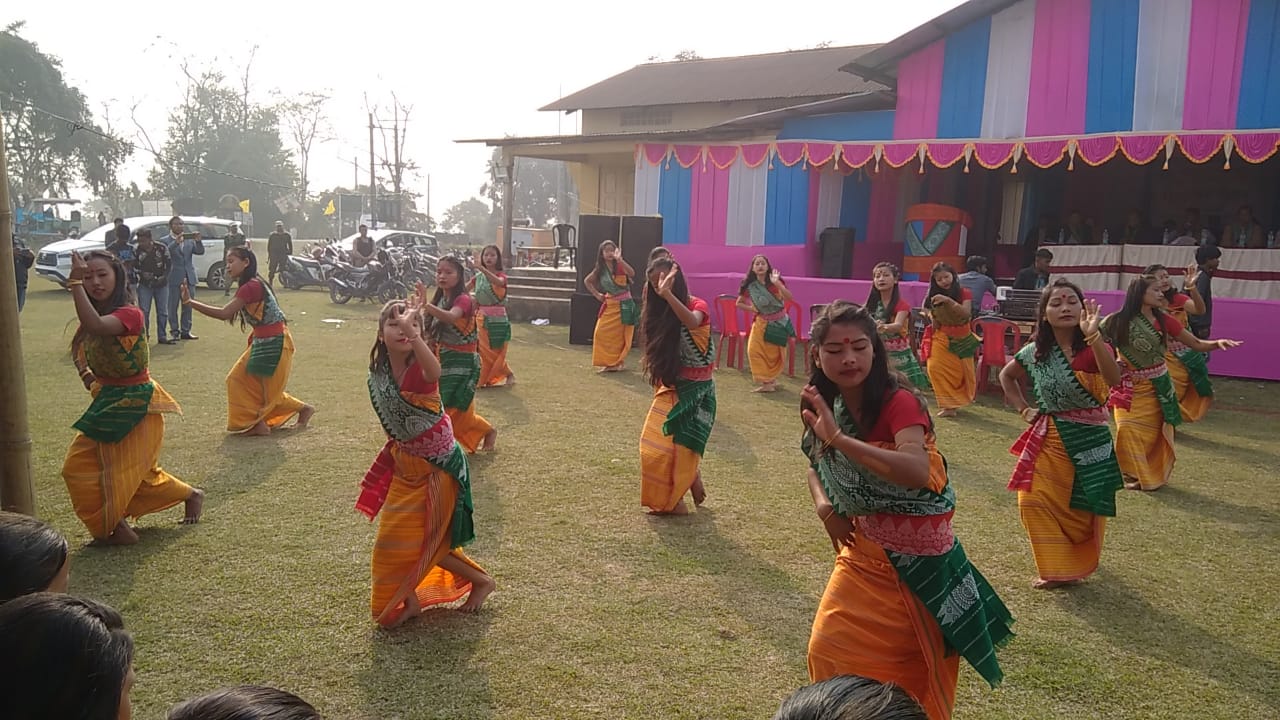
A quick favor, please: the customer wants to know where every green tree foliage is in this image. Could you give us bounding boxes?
[145,64,298,225]
[1,23,129,203]
[442,197,493,240]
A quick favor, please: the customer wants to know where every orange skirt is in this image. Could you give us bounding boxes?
[592,299,634,368]
[926,333,976,411]
[478,315,513,387]
[1113,377,1175,491]
[370,447,484,627]
[1018,422,1107,582]
[447,400,493,454]
[61,385,192,540]
[1167,353,1211,423]
[227,329,306,433]
[639,386,700,512]
[746,316,784,384]
[808,531,960,720]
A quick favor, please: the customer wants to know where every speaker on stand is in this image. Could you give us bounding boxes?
[818,227,856,279]
[569,293,602,346]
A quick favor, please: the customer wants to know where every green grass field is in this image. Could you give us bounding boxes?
[13,282,1280,720]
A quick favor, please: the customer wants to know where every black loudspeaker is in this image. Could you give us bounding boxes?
[620,215,663,292]
[577,215,623,292]
[818,227,856,279]
[569,292,602,345]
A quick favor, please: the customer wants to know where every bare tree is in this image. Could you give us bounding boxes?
[276,91,331,208]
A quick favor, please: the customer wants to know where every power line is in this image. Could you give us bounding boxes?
[2,91,303,192]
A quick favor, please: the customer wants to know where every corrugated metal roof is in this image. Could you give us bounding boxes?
[540,44,886,112]
[840,0,1020,83]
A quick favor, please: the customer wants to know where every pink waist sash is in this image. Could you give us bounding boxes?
[858,511,955,556]
[759,309,786,322]
[679,365,714,382]
[1109,363,1168,410]
[1008,406,1109,491]
[478,305,507,318]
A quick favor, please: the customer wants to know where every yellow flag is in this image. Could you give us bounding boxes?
[238,199,251,213]
[323,199,336,216]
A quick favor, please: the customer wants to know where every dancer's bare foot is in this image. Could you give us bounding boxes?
[691,473,706,506]
[505,374,516,386]
[97,520,139,546]
[936,408,958,418]
[1123,478,1141,491]
[245,421,271,436]
[181,488,204,525]
[388,593,422,628]
[481,428,498,452]
[1032,578,1076,590]
[296,405,315,428]
[596,366,609,374]
[605,363,624,373]
[649,502,690,516]
[459,575,495,613]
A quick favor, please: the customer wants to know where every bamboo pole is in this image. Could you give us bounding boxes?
[0,111,35,514]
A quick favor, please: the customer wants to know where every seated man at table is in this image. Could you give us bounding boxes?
[1013,248,1052,290]
[1222,204,1266,248]
[958,255,998,316]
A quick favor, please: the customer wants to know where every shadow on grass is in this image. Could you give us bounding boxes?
[466,453,507,549]
[648,507,814,659]
[477,386,530,427]
[706,421,760,470]
[71,524,194,603]
[1057,570,1280,711]
[1175,430,1278,468]
[196,433,291,505]
[358,611,495,719]
[1146,485,1279,534]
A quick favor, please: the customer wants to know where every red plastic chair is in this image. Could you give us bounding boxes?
[785,299,805,377]
[714,294,749,370]
[974,318,1023,397]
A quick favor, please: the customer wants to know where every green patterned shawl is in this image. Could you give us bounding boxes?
[241,281,288,377]
[73,331,155,443]
[747,281,794,346]
[599,267,638,325]
[1105,314,1182,425]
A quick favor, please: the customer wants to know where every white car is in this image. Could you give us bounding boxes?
[34,216,239,289]
[329,228,440,256]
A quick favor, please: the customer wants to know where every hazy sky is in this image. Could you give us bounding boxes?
[11,0,963,222]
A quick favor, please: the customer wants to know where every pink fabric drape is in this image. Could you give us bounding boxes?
[1233,132,1280,162]
[775,142,807,167]
[893,41,946,139]
[643,144,670,165]
[707,145,739,170]
[1076,136,1121,165]
[924,142,967,168]
[673,145,703,169]
[1025,0,1092,137]
[689,164,729,246]
[1119,134,1167,164]
[973,142,1017,169]
[866,171,900,245]
[882,144,921,168]
[740,144,771,168]
[806,170,821,249]
[840,144,876,169]
[806,143,838,167]
[1176,134,1226,163]
[1183,0,1250,130]
[1023,139,1070,168]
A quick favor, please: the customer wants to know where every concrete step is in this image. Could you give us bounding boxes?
[509,284,576,300]
[508,296,570,324]
[509,267,577,281]
[503,274,577,290]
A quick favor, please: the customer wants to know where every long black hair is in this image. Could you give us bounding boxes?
[738,253,776,296]
[864,262,902,319]
[167,686,320,720]
[480,244,504,272]
[594,240,619,284]
[226,247,278,332]
[0,512,68,604]
[640,257,691,389]
[0,593,134,720]
[926,261,962,304]
[69,250,134,358]
[772,675,926,720]
[805,301,929,437]
[1105,274,1167,350]
[1033,279,1088,362]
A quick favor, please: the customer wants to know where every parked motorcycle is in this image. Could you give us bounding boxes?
[328,249,407,304]
[280,244,339,290]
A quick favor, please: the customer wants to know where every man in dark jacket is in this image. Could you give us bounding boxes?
[12,235,34,312]
[1013,248,1053,290]
[267,221,293,288]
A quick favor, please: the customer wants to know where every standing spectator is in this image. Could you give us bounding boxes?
[105,223,136,287]
[1013,248,1053,290]
[12,235,34,312]
[1222,205,1265,248]
[134,228,174,344]
[1188,244,1221,340]
[957,255,998,315]
[223,222,248,296]
[267,221,293,288]
[96,211,107,228]
[163,216,204,340]
[350,224,376,268]
[112,217,131,242]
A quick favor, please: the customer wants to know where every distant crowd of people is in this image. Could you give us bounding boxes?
[1024,205,1275,248]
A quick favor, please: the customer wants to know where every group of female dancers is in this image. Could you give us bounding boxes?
[52,236,1240,720]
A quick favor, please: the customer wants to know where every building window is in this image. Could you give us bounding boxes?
[620,107,673,127]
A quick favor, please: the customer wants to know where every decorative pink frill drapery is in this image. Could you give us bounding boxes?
[639,130,1280,174]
